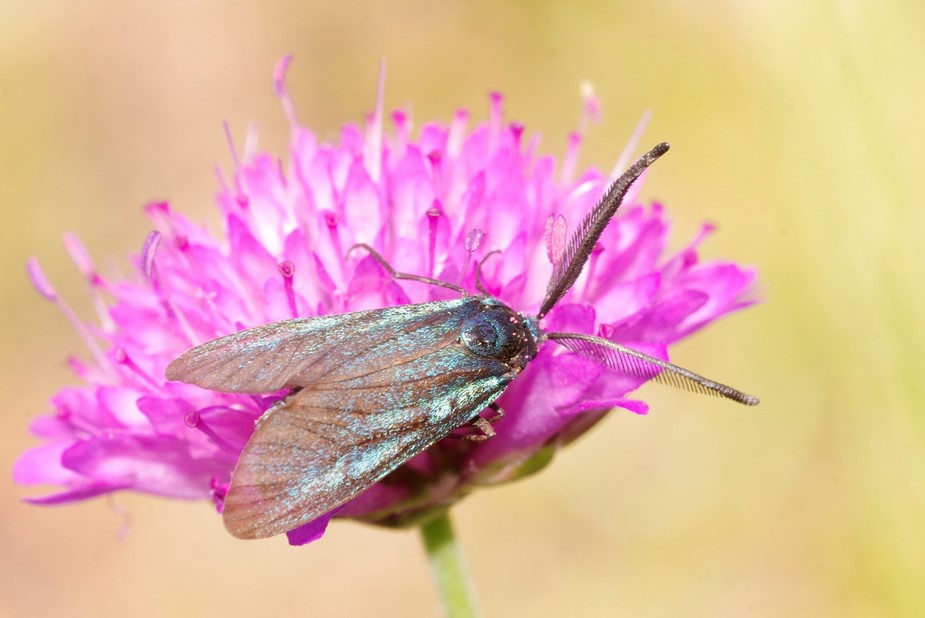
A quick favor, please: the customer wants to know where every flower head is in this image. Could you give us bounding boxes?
[17,58,756,545]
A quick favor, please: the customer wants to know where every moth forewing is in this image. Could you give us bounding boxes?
[167,298,488,393]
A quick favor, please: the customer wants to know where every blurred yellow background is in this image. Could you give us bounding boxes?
[1,2,922,616]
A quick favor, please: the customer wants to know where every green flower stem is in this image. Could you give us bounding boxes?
[419,512,482,618]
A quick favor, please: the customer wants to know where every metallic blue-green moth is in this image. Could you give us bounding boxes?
[166,143,758,539]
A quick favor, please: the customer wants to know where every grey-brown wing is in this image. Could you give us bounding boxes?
[165,297,483,393]
[222,343,514,539]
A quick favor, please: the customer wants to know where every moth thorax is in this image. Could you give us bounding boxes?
[459,303,534,367]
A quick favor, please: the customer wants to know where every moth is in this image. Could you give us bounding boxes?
[166,142,758,540]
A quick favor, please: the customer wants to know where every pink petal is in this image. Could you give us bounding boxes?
[286,510,337,545]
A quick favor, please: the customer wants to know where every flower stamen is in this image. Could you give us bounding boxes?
[561,131,582,186]
[184,409,238,453]
[322,210,346,282]
[428,150,444,202]
[447,109,468,158]
[274,55,298,127]
[365,59,386,184]
[610,110,652,180]
[279,260,298,318]
[426,202,443,279]
[113,347,161,390]
[141,231,198,344]
[223,120,241,171]
[462,228,485,286]
[27,257,115,379]
[488,92,504,153]
[392,110,409,158]
[509,122,524,151]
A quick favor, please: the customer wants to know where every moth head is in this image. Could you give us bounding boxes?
[459,299,538,369]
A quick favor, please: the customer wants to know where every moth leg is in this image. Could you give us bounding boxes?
[474,250,501,296]
[348,243,467,295]
[447,404,503,442]
[447,416,496,442]
[483,401,505,423]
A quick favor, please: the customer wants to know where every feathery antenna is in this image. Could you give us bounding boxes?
[537,142,670,319]
[547,332,759,406]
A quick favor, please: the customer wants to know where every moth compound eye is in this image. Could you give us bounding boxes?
[459,310,527,363]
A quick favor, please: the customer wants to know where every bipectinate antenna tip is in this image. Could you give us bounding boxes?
[547,332,759,406]
[536,142,671,319]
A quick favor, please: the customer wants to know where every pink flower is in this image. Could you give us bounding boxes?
[16,58,756,545]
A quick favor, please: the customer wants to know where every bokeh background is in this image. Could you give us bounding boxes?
[1,2,922,616]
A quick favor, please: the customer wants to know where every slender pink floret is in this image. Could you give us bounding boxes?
[17,58,756,544]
